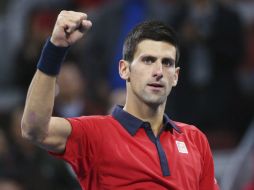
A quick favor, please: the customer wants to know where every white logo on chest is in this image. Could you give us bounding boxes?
[176,141,188,154]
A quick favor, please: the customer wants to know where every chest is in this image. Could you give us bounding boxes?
[96,129,202,189]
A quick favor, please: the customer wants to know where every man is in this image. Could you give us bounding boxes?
[21,10,219,189]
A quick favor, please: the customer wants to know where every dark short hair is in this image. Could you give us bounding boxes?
[122,20,180,65]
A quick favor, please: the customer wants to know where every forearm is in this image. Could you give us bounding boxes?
[21,35,70,142]
[21,70,56,142]
[21,10,92,148]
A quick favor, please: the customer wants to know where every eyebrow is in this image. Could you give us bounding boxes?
[162,57,175,64]
[141,55,156,61]
[140,54,175,62]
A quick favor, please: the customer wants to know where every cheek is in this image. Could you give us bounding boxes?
[129,70,147,89]
[165,70,177,84]
[164,70,174,79]
[130,73,143,87]
[130,66,146,80]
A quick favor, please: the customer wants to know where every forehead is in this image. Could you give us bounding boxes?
[134,39,176,59]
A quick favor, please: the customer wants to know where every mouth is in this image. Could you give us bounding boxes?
[147,83,164,88]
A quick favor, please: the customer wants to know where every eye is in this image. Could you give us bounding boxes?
[142,56,156,65]
[162,58,175,67]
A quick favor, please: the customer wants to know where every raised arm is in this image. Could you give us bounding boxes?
[21,10,92,153]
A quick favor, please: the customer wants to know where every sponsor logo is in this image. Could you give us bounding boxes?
[176,141,188,154]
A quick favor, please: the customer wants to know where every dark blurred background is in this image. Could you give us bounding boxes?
[0,0,253,189]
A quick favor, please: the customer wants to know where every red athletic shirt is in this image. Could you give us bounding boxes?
[50,105,219,190]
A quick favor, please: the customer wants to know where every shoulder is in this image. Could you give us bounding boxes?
[64,115,119,144]
[173,121,204,135]
[67,115,114,126]
[172,121,210,149]
[66,115,117,135]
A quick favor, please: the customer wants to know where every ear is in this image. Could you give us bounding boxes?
[172,67,180,87]
[119,60,130,80]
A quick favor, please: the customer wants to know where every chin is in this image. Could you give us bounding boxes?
[135,90,167,107]
[143,97,166,108]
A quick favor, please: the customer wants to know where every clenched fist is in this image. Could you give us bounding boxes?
[50,10,92,47]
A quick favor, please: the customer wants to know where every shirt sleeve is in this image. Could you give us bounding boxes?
[49,116,103,179]
[198,132,220,190]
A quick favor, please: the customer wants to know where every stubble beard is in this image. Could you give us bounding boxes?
[137,88,169,109]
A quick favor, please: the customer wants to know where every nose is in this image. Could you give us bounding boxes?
[152,62,163,80]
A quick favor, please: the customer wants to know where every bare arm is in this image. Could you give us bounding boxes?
[21,10,92,153]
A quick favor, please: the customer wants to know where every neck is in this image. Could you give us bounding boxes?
[123,100,166,136]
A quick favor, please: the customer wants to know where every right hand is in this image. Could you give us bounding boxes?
[50,10,92,47]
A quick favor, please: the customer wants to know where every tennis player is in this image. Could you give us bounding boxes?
[21,10,219,190]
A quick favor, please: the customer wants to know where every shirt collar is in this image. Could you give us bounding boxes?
[111,105,182,136]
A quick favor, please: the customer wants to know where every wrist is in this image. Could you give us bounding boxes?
[37,37,70,76]
[50,36,69,47]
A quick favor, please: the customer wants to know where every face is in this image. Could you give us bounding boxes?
[120,39,179,107]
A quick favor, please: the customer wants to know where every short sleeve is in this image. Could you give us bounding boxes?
[49,116,103,179]
[198,132,220,190]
